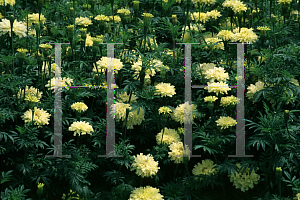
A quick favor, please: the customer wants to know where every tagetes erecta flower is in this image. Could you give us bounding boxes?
[205,81,231,95]
[93,57,124,74]
[131,153,160,178]
[68,121,94,136]
[171,101,198,124]
[168,141,191,164]
[192,159,218,180]
[220,95,240,107]
[204,96,218,103]
[246,80,264,100]
[45,77,73,92]
[117,91,138,104]
[0,18,27,37]
[129,186,164,200]
[0,0,16,6]
[216,116,237,129]
[71,102,88,113]
[22,107,51,128]
[16,86,43,103]
[154,82,176,97]
[75,16,93,27]
[229,163,260,192]
[156,127,180,145]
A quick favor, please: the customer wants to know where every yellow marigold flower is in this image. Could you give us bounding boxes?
[205,81,231,95]
[158,106,172,115]
[220,95,240,107]
[223,0,247,14]
[192,0,216,5]
[296,193,300,200]
[277,0,292,4]
[108,15,121,23]
[16,48,28,54]
[204,67,229,82]
[22,107,51,128]
[151,59,166,72]
[75,16,93,27]
[246,80,264,100]
[171,101,198,124]
[93,56,123,74]
[216,116,237,129]
[168,141,191,164]
[232,27,258,43]
[205,37,224,50]
[117,91,138,104]
[45,77,73,92]
[40,62,57,76]
[0,19,27,38]
[256,26,271,31]
[68,121,94,136]
[191,12,208,23]
[155,82,176,98]
[71,102,88,113]
[204,96,218,103]
[129,186,164,200]
[39,43,52,49]
[16,86,43,102]
[27,13,46,27]
[206,10,222,20]
[139,37,157,51]
[156,127,180,145]
[117,8,131,16]
[131,153,160,178]
[94,14,109,22]
[126,106,145,129]
[229,163,260,192]
[192,159,218,180]
[0,0,15,6]
[217,30,234,41]
[24,95,39,103]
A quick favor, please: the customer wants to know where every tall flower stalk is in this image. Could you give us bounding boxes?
[8,15,14,75]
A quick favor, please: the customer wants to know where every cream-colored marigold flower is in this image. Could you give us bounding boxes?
[277,0,292,4]
[139,37,157,51]
[68,121,94,136]
[16,86,43,102]
[22,107,51,128]
[296,193,300,200]
[0,19,27,38]
[204,67,229,82]
[192,159,218,180]
[75,16,93,27]
[0,0,16,6]
[129,186,164,200]
[93,57,124,74]
[205,81,231,95]
[39,43,52,49]
[217,30,234,41]
[142,13,154,19]
[131,153,160,178]
[158,106,172,115]
[108,15,121,23]
[223,0,247,14]
[246,80,264,100]
[117,91,138,104]
[27,13,46,27]
[16,48,28,54]
[71,102,88,113]
[192,0,216,5]
[229,163,260,192]
[94,14,109,21]
[191,12,208,23]
[256,26,271,31]
[168,142,191,164]
[40,62,57,76]
[220,95,240,107]
[171,101,198,124]
[232,27,258,43]
[84,33,93,47]
[117,8,131,16]
[155,82,176,98]
[216,116,237,129]
[204,96,218,103]
[156,127,180,145]
[206,10,222,20]
[205,37,224,50]
[45,77,73,91]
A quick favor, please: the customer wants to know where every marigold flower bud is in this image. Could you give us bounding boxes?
[284,110,289,120]
[172,14,177,24]
[133,1,139,12]
[275,167,282,180]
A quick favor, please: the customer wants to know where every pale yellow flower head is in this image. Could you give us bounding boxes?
[94,14,109,22]
[246,80,264,100]
[17,48,28,54]
[117,8,131,16]
[256,26,271,31]
[277,0,292,4]
[93,57,124,74]
[155,82,176,98]
[204,96,218,103]
[22,107,51,128]
[156,127,180,145]
[191,12,209,23]
[206,10,222,20]
[39,43,52,49]
[0,0,16,6]
[68,121,94,136]
[158,106,172,115]
[168,141,191,164]
[205,81,231,95]
[75,16,93,27]
[45,77,73,92]
[192,159,218,180]
[130,153,160,178]
[71,102,88,113]
[171,101,198,124]
[204,67,229,82]
[205,37,224,50]
[216,116,237,129]
[27,13,46,27]
[16,86,43,103]
[229,163,260,192]
[108,15,121,23]
[0,19,27,38]
[220,95,240,107]
[117,91,138,104]
[232,27,258,43]
[129,186,164,200]
[217,30,234,41]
